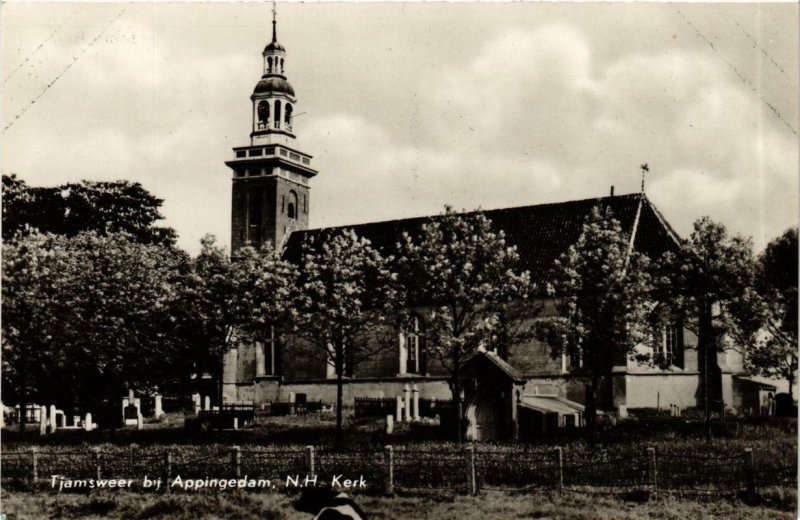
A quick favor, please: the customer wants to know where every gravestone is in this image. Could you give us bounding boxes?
[124,404,139,426]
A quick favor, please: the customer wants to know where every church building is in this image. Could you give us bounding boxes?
[220,15,766,434]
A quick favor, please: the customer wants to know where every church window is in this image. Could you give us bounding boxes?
[280,58,284,73]
[274,101,282,129]
[401,315,426,375]
[267,56,273,73]
[260,326,279,376]
[660,324,682,367]
[284,103,293,131]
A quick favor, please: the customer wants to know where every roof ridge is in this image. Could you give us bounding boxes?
[296,192,643,235]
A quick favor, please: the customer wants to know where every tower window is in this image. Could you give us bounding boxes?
[287,190,298,220]
[280,58,284,73]
[274,101,282,129]
[284,103,293,131]
[257,101,270,130]
[247,188,263,243]
[267,56,273,74]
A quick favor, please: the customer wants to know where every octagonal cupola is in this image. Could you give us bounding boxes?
[250,5,296,142]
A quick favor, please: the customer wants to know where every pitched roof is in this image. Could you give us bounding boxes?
[283,193,681,287]
[462,350,526,384]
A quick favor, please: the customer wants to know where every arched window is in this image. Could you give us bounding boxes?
[402,315,426,375]
[280,58,284,73]
[267,56,273,73]
[257,100,270,129]
[287,190,298,219]
[284,103,293,131]
[274,100,282,129]
[660,323,683,367]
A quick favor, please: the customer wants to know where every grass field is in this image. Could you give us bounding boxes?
[1,488,796,520]
[2,414,796,518]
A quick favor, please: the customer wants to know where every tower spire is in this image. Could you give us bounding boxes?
[272,2,277,43]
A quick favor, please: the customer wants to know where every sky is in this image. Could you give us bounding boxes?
[2,2,798,255]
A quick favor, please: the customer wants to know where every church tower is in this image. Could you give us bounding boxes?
[226,7,317,252]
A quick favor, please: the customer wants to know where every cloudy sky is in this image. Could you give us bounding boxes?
[2,2,798,255]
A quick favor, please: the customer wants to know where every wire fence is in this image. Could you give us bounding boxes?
[1,444,794,498]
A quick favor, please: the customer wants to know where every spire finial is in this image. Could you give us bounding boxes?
[271,2,277,43]
[640,163,649,193]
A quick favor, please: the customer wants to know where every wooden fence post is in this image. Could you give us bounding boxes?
[31,447,38,484]
[554,447,563,494]
[306,445,315,475]
[466,444,477,496]
[232,446,241,478]
[163,450,172,493]
[95,447,102,481]
[744,448,755,502]
[384,445,394,495]
[647,447,657,499]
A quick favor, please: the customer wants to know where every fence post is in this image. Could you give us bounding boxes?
[163,450,172,493]
[306,445,315,475]
[384,445,394,495]
[554,447,563,494]
[647,447,657,499]
[95,447,102,481]
[466,443,477,496]
[31,447,38,484]
[232,446,241,478]
[744,447,755,502]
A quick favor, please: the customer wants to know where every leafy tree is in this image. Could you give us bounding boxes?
[1,175,176,246]
[656,217,758,440]
[2,231,188,430]
[177,236,297,410]
[534,206,655,446]
[397,208,534,442]
[745,228,798,395]
[292,229,400,438]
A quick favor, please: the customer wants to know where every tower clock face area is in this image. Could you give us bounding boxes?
[225,11,317,252]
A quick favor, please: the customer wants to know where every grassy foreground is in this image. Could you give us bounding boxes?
[1,488,796,520]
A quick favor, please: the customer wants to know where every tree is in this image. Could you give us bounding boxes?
[397,208,534,442]
[534,206,655,446]
[656,217,758,441]
[745,228,798,395]
[177,236,297,411]
[292,229,400,438]
[2,231,188,431]
[1,175,177,246]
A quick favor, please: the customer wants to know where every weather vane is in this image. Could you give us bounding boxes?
[640,163,649,193]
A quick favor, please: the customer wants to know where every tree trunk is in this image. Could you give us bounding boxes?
[586,370,599,450]
[335,355,344,443]
[452,351,463,443]
[19,393,28,434]
[699,298,713,443]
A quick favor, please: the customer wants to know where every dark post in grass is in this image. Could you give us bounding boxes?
[554,447,563,494]
[647,447,657,500]
[466,443,477,496]
[306,445,315,475]
[232,445,241,478]
[30,447,38,484]
[94,447,102,481]
[384,445,394,495]
[163,450,172,493]
[744,448,756,502]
